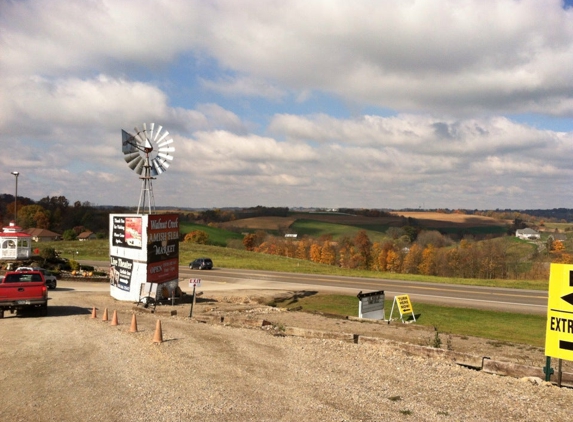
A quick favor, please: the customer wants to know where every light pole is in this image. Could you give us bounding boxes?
[11,171,19,224]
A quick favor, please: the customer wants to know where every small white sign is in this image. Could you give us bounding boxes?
[189,278,201,287]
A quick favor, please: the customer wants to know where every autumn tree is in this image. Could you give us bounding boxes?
[552,240,565,252]
[386,249,402,272]
[17,205,51,229]
[310,243,322,263]
[295,238,310,260]
[243,234,257,251]
[320,241,337,265]
[376,241,394,272]
[418,244,437,275]
[416,230,450,248]
[479,239,507,279]
[402,243,423,274]
[184,230,209,244]
[353,230,372,269]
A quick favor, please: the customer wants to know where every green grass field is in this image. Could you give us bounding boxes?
[179,222,243,246]
[291,219,389,242]
[271,294,546,347]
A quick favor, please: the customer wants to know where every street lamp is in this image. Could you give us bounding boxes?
[11,171,19,224]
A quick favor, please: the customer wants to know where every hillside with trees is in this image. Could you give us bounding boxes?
[3,193,573,281]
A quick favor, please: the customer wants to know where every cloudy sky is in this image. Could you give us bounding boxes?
[1,0,573,210]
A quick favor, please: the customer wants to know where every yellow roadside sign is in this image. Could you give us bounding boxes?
[545,263,573,361]
[389,294,416,323]
[396,294,413,314]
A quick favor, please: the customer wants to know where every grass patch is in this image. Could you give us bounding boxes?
[290,219,388,242]
[272,294,546,347]
[48,240,548,291]
[179,222,243,246]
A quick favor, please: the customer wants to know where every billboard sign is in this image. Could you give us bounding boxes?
[109,213,180,301]
[112,215,142,249]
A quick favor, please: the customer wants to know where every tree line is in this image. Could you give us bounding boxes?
[0,194,128,238]
[242,229,552,280]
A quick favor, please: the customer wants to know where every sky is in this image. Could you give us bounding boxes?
[1,0,573,211]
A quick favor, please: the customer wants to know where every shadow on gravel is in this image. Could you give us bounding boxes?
[46,306,92,317]
[6,306,90,318]
[178,294,218,304]
[269,290,319,307]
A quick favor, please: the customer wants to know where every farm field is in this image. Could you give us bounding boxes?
[220,211,508,232]
[390,211,506,227]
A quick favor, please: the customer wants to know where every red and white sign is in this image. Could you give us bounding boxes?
[189,278,201,287]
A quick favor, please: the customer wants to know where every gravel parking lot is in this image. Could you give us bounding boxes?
[1,284,572,421]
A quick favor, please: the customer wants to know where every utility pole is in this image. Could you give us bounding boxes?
[11,171,19,224]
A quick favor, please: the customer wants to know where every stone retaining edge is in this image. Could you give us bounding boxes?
[194,314,573,387]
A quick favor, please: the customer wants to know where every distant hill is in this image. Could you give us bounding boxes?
[219,211,507,238]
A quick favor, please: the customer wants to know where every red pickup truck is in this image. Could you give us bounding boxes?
[0,270,48,318]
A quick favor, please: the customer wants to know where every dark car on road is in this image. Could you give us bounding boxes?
[189,258,213,270]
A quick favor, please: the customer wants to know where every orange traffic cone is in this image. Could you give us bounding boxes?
[129,314,138,333]
[90,307,97,319]
[111,310,119,326]
[152,320,163,344]
[102,308,109,322]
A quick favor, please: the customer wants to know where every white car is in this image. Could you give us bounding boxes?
[16,267,57,290]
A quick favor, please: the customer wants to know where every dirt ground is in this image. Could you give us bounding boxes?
[2,285,572,421]
[47,286,560,368]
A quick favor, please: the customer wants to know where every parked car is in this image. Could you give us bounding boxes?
[189,258,213,270]
[16,267,57,290]
[0,269,48,318]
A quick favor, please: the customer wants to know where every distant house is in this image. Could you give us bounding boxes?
[78,231,96,241]
[24,228,61,242]
[548,233,567,242]
[516,228,540,240]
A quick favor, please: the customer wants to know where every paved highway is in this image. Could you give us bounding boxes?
[78,261,548,315]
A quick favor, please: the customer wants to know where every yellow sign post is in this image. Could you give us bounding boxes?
[545,263,573,361]
[389,294,416,323]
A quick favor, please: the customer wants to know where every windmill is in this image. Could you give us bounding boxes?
[121,123,175,214]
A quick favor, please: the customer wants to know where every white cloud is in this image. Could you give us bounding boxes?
[200,76,286,100]
[1,0,573,209]
[196,0,573,116]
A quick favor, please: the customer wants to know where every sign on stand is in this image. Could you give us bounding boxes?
[357,290,385,320]
[389,294,416,323]
[188,278,201,318]
[545,264,573,361]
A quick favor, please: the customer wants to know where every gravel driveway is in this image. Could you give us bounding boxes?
[1,285,572,421]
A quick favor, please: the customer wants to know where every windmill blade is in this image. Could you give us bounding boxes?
[157,146,175,153]
[156,130,169,144]
[134,126,146,145]
[152,125,163,141]
[156,138,173,148]
[155,159,170,172]
[125,154,143,170]
[148,123,155,144]
[141,123,153,150]
[124,151,140,163]
[151,158,166,175]
[133,158,145,175]
[157,152,174,161]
